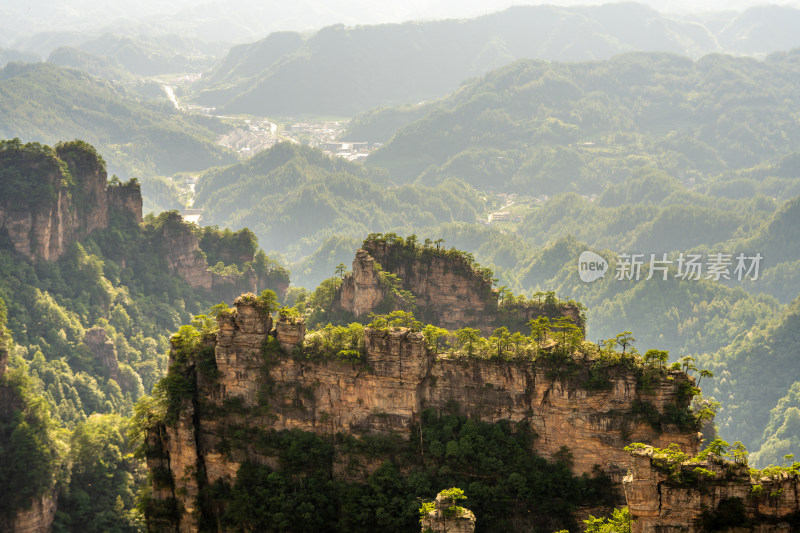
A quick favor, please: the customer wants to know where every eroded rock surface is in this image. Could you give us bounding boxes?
[625,447,800,532]
[147,299,701,531]
[335,240,583,334]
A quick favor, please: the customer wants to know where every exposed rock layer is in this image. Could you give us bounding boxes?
[335,241,583,333]
[624,447,800,532]
[83,327,119,381]
[148,300,700,531]
[156,211,287,303]
[421,491,476,533]
[0,150,141,261]
[0,491,58,533]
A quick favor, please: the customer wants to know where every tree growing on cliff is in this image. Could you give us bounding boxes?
[456,328,481,357]
[705,438,730,458]
[644,349,669,369]
[490,327,510,359]
[256,290,279,314]
[553,317,582,353]
[615,332,635,355]
[422,324,449,354]
[528,316,551,348]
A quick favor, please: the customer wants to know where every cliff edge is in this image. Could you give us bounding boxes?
[142,295,700,532]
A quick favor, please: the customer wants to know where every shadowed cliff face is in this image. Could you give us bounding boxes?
[0,491,58,533]
[624,447,800,533]
[145,299,700,532]
[0,141,142,261]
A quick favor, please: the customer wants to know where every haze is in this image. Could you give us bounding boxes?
[4,0,800,50]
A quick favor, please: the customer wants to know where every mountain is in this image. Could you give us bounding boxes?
[0,47,40,67]
[136,241,701,532]
[0,139,289,532]
[0,62,237,211]
[73,33,225,76]
[717,5,800,55]
[188,3,800,117]
[194,142,489,265]
[190,3,722,116]
[47,46,138,83]
[366,51,800,188]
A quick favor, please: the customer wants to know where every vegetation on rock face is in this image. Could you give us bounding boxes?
[0,139,289,530]
[581,507,633,533]
[2,41,800,530]
[193,410,616,533]
[0,138,72,206]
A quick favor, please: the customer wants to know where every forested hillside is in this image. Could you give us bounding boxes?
[194,142,492,263]
[187,51,800,470]
[367,51,800,192]
[0,139,288,531]
[700,297,800,467]
[0,62,236,212]
[190,3,800,117]
[2,1,800,526]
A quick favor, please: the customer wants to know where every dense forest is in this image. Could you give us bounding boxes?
[366,51,800,189]
[194,142,493,265]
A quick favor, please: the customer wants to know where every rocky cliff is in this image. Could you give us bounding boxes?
[83,326,120,381]
[0,491,58,533]
[624,446,800,532]
[144,297,700,532]
[154,211,288,302]
[334,237,583,333]
[0,140,142,261]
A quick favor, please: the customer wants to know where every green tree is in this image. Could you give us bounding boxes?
[706,438,730,457]
[422,325,449,354]
[256,289,279,314]
[456,328,481,357]
[528,316,551,348]
[731,441,749,465]
[615,332,635,355]
[643,349,669,369]
[584,507,632,533]
[490,327,510,359]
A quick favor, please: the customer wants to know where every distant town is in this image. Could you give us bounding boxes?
[215,119,379,161]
